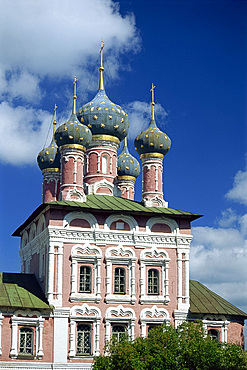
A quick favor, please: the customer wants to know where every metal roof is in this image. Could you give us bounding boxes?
[0,273,50,310]
[13,195,202,237]
[189,280,246,317]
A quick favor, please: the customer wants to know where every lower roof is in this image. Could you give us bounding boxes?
[13,195,202,236]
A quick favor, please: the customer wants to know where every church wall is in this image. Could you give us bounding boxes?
[227,321,245,347]
[1,316,12,361]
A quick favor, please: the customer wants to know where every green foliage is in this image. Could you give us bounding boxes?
[93,321,247,370]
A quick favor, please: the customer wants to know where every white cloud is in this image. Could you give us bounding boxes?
[191,161,247,313]
[0,102,52,165]
[0,0,141,165]
[226,169,247,205]
[124,101,168,139]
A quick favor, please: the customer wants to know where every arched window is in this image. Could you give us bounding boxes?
[148,269,159,295]
[112,325,126,342]
[19,327,33,355]
[208,329,220,341]
[77,324,91,355]
[114,267,125,294]
[79,266,92,293]
[102,155,108,174]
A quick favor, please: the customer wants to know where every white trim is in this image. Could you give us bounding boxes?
[146,216,179,234]
[70,244,102,303]
[10,311,44,359]
[105,305,136,342]
[105,246,136,304]
[140,247,170,304]
[63,212,98,229]
[202,317,230,343]
[140,306,171,337]
[37,214,46,235]
[69,304,101,358]
[104,214,139,232]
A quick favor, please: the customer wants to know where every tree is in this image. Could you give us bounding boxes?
[93,322,247,370]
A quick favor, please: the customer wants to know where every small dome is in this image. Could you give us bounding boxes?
[55,112,92,149]
[134,118,171,156]
[37,137,60,171]
[117,139,140,178]
[55,77,92,149]
[77,90,129,142]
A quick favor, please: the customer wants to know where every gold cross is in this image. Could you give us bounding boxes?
[100,39,105,67]
[150,83,156,104]
[73,76,78,95]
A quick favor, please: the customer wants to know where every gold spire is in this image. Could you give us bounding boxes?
[53,103,57,136]
[99,39,105,90]
[124,137,127,147]
[73,76,78,114]
[150,83,156,121]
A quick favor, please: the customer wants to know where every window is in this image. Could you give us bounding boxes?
[19,327,33,355]
[112,325,126,342]
[77,324,91,356]
[102,155,108,174]
[79,266,91,293]
[114,267,125,294]
[148,269,159,295]
[208,329,219,341]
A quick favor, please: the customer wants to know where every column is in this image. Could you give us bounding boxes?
[37,319,44,358]
[57,244,63,306]
[131,261,136,303]
[69,319,76,358]
[177,251,182,307]
[96,260,101,299]
[10,319,18,358]
[71,259,77,295]
[47,244,54,303]
[184,251,190,306]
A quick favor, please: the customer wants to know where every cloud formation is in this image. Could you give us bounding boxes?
[190,162,247,312]
[0,0,140,165]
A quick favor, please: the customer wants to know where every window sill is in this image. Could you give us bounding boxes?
[140,296,170,305]
[105,295,136,304]
[70,293,101,303]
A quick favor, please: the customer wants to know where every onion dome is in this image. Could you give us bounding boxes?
[134,83,171,156]
[117,138,140,178]
[37,104,60,171]
[55,77,92,150]
[77,40,129,142]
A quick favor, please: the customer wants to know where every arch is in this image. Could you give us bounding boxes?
[21,231,29,248]
[146,216,179,234]
[140,305,170,337]
[29,223,36,241]
[105,214,139,232]
[101,153,109,174]
[105,305,136,342]
[37,214,46,235]
[64,211,98,229]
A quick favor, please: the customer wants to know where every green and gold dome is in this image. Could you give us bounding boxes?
[134,84,171,156]
[55,77,92,150]
[117,138,140,179]
[37,105,61,171]
[77,41,129,142]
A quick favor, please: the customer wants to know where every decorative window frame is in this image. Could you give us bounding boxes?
[202,315,230,343]
[105,245,136,304]
[140,247,170,304]
[146,216,179,234]
[69,304,101,358]
[70,244,102,303]
[105,305,136,343]
[104,214,139,232]
[10,310,44,359]
[64,211,98,229]
[140,305,171,337]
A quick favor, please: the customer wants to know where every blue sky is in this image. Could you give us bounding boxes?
[0,0,246,311]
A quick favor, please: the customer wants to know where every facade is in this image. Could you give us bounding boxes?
[0,44,246,369]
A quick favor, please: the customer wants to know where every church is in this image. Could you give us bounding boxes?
[0,43,245,369]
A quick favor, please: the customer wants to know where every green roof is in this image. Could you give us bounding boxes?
[189,280,246,317]
[0,273,50,310]
[13,195,202,236]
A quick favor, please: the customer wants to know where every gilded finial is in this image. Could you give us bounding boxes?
[53,104,57,136]
[150,83,156,121]
[73,76,78,114]
[99,39,105,90]
[124,137,127,147]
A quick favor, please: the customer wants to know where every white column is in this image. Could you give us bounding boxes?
[37,319,44,357]
[0,314,3,356]
[110,154,113,174]
[71,259,77,295]
[140,262,145,300]
[95,320,100,356]
[155,164,158,191]
[106,260,112,296]
[164,261,169,301]
[57,245,63,306]
[73,157,77,184]
[130,321,135,341]
[97,153,100,172]
[177,251,182,306]
[141,322,146,338]
[96,260,101,299]
[47,244,55,303]
[69,320,76,358]
[130,261,136,303]
[10,319,18,358]
[184,251,190,306]
[105,321,111,343]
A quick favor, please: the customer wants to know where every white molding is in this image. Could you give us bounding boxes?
[202,318,230,343]
[86,179,115,196]
[104,214,139,232]
[105,305,136,342]
[140,306,171,337]
[69,304,101,358]
[63,211,98,229]
[105,246,136,304]
[146,216,179,234]
[70,244,102,303]
[140,247,170,305]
